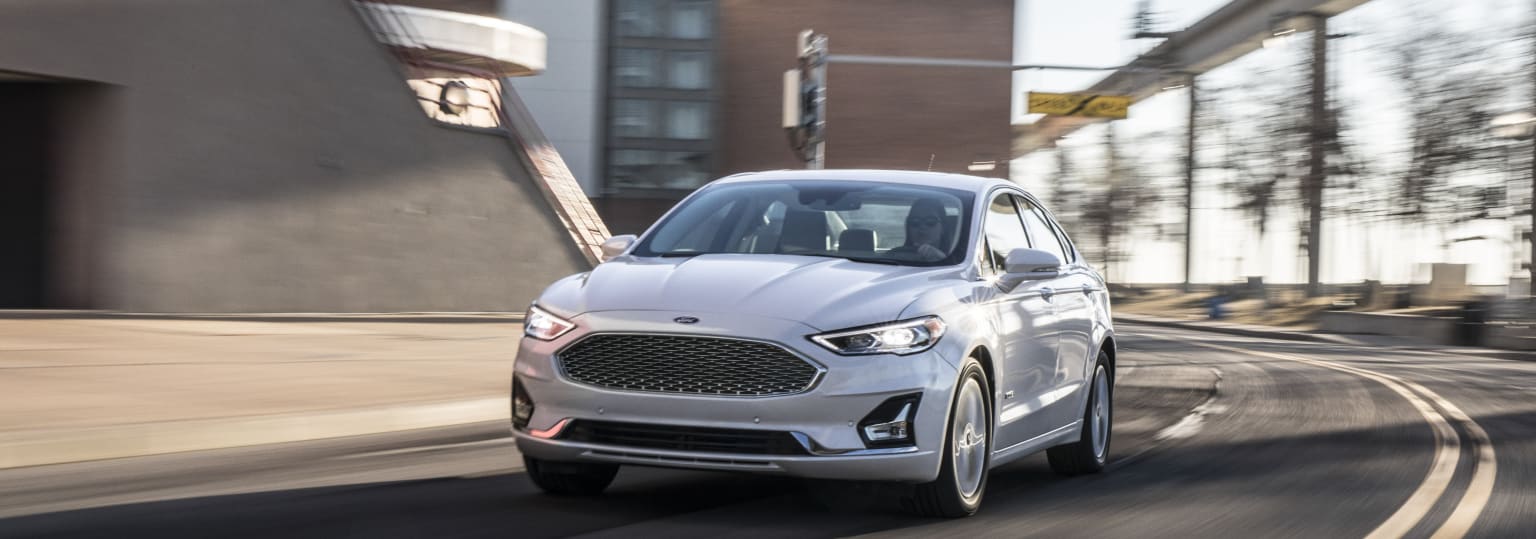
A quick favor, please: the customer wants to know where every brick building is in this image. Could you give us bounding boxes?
[509,0,1017,233]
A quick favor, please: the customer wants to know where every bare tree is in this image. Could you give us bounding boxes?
[1077,124,1161,282]
[1387,11,1505,225]
[1208,66,1307,243]
[1049,148,1082,233]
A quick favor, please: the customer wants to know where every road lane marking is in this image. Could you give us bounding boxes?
[1154,368,1225,441]
[1134,331,1470,539]
[1408,378,1497,539]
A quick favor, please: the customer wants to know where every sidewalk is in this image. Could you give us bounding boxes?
[0,314,523,469]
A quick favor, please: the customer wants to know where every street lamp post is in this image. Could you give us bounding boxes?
[1491,111,1536,295]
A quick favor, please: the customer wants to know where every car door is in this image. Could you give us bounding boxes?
[1015,194,1096,430]
[980,191,1063,448]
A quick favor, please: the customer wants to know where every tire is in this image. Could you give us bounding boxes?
[902,359,991,518]
[523,455,619,496]
[1047,351,1112,476]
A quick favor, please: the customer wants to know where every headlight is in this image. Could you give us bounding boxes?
[524,304,576,340]
[810,316,947,355]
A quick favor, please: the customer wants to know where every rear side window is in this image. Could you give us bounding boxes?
[1014,196,1070,264]
[1028,198,1077,263]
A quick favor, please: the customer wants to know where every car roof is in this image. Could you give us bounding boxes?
[709,169,1019,194]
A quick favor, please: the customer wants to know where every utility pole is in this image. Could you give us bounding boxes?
[1183,76,1197,293]
[1529,5,1536,297]
[1305,15,1329,298]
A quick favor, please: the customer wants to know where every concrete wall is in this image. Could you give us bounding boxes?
[0,0,588,312]
[1316,311,1457,346]
[501,0,606,197]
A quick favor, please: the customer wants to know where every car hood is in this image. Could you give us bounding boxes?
[537,254,961,331]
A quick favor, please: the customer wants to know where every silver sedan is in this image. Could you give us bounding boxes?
[511,169,1116,517]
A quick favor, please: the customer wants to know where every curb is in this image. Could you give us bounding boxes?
[0,397,509,470]
[1114,313,1334,343]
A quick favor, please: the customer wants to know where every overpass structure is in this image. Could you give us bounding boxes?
[1010,0,1374,156]
[1011,0,1378,295]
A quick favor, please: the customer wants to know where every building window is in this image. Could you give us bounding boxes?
[607,150,711,190]
[615,0,661,37]
[612,99,658,138]
[609,149,663,188]
[665,101,710,139]
[669,0,712,39]
[666,50,710,89]
[606,0,716,194]
[613,48,660,87]
[662,151,711,187]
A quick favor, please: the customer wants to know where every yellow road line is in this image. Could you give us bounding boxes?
[1409,377,1497,539]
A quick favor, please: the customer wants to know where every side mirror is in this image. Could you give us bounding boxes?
[599,234,637,262]
[1000,248,1061,287]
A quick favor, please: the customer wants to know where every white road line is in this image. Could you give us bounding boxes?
[1136,333,1482,539]
[1154,368,1225,442]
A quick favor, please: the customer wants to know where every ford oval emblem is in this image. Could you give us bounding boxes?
[673,316,700,324]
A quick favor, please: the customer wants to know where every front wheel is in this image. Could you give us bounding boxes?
[902,359,991,518]
[524,456,619,496]
[1047,351,1112,475]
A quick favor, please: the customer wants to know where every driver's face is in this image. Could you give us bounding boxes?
[907,213,942,245]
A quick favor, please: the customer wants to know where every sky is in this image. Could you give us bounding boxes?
[1009,0,1535,286]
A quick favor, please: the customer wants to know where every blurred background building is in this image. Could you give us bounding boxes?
[0,0,600,312]
[0,0,1012,312]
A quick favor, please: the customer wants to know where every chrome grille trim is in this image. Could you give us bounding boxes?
[555,333,826,397]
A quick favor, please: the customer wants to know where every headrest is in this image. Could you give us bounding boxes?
[838,228,877,252]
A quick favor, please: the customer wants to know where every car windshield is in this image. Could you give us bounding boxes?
[632,180,975,267]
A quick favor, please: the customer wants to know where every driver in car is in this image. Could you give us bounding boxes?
[890,198,949,262]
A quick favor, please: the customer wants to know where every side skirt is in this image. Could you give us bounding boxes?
[989,420,1080,468]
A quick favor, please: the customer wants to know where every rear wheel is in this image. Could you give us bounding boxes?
[1047,352,1112,475]
[524,456,619,496]
[902,359,991,518]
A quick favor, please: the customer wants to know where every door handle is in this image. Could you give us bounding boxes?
[1040,287,1054,300]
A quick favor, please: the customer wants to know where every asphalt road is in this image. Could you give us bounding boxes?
[2,322,1533,538]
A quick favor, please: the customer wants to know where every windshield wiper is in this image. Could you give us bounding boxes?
[840,256,905,266]
[792,253,905,266]
[655,251,707,258]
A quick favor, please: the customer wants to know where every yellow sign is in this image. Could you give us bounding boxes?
[1026,92,1130,119]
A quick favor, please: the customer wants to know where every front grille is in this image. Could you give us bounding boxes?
[557,334,821,396]
[560,420,808,455]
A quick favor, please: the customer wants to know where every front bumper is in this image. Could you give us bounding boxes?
[511,310,961,482]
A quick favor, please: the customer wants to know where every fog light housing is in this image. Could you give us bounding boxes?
[858,393,921,448]
[511,376,535,431]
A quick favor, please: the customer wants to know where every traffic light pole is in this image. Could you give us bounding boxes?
[783,30,830,170]
[809,35,827,170]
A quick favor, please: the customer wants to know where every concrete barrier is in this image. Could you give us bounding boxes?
[1316,311,1458,345]
[1486,325,1536,351]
